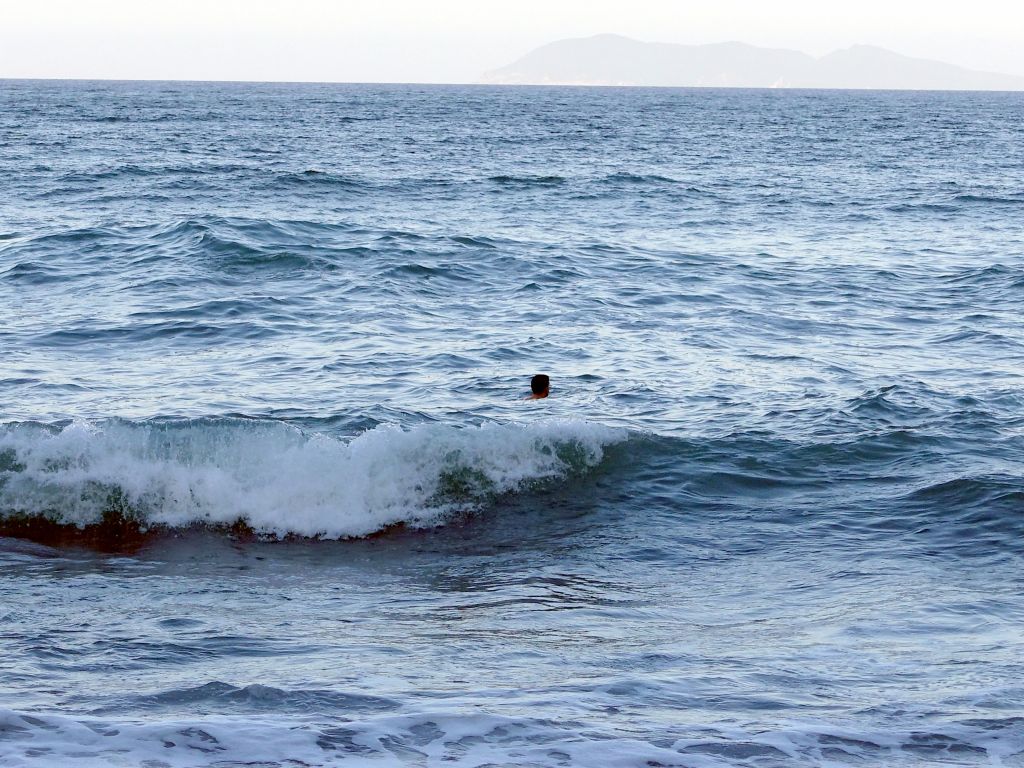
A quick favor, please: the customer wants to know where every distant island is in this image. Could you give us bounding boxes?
[482,34,1024,91]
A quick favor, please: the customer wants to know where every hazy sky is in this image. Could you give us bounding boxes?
[3,0,1023,82]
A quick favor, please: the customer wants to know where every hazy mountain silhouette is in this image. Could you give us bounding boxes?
[482,34,1024,91]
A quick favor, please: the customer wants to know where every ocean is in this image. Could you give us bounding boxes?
[1,80,1023,767]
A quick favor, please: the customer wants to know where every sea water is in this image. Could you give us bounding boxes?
[1,81,1023,766]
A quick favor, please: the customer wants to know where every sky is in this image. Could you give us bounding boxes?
[2,0,1023,83]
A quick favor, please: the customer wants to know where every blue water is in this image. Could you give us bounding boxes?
[1,80,1024,767]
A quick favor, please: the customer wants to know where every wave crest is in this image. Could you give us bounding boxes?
[0,418,625,539]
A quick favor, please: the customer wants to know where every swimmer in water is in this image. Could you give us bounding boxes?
[527,374,549,400]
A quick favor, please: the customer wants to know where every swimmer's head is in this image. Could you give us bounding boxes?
[530,374,550,398]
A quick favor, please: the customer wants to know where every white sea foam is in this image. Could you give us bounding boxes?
[2,706,1020,768]
[0,418,625,538]
[0,708,674,768]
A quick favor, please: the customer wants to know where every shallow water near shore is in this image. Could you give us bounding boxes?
[1,80,1023,766]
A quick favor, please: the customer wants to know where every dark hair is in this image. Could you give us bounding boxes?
[530,374,550,395]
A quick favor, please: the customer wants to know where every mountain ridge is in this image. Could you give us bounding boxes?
[482,34,1024,91]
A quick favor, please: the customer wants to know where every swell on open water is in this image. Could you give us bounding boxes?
[1,81,1023,767]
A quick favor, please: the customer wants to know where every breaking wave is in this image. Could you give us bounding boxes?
[0,418,625,539]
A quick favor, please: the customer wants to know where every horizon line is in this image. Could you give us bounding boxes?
[3,76,1024,94]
